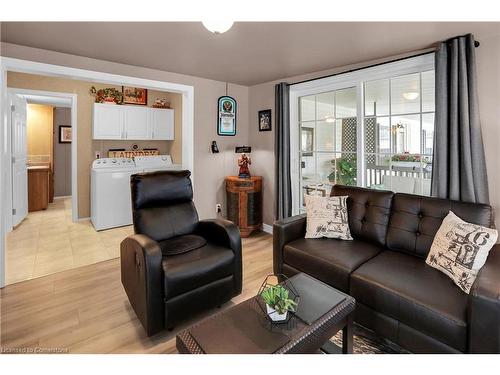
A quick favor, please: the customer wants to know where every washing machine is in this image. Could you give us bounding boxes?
[91,157,138,231]
[134,155,183,172]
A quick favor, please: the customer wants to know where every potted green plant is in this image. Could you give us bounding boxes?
[328,157,357,185]
[260,284,298,322]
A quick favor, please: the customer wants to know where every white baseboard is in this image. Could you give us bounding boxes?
[54,195,72,200]
[262,223,273,234]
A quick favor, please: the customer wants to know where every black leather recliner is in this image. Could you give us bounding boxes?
[120,170,242,336]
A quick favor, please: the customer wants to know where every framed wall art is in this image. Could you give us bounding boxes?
[258,109,272,132]
[59,126,72,143]
[122,86,148,105]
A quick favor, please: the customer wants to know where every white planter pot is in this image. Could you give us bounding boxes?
[266,304,288,322]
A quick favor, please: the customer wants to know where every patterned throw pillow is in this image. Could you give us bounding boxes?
[426,211,498,294]
[304,195,353,240]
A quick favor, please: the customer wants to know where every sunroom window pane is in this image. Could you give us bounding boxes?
[365,117,390,154]
[365,79,389,116]
[336,118,357,152]
[391,115,421,154]
[391,73,420,115]
[335,87,357,118]
[316,121,335,152]
[422,113,435,155]
[316,92,335,122]
[422,70,435,112]
[300,95,315,122]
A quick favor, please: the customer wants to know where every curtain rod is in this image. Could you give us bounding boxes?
[289,38,480,87]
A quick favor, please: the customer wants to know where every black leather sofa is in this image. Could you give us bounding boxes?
[121,171,242,336]
[274,185,500,353]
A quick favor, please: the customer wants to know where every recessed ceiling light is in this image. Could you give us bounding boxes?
[202,21,234,34]
[403,92,419,101]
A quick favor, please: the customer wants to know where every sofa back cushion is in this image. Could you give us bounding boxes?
[386,193,494,259]
[330,185,394,247]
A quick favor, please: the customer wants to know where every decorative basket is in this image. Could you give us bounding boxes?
[256,274,300,324]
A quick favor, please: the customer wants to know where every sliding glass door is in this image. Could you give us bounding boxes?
[290,54,435,214]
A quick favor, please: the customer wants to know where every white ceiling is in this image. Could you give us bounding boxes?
[1,22,499,86]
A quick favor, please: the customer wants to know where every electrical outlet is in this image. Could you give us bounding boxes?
[216,204,222,214]
[95,151,101,159]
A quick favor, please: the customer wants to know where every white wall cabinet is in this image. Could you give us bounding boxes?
[93,103,174,140]
[150,108,174,140]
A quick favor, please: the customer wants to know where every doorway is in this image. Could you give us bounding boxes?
[5,90,77,284]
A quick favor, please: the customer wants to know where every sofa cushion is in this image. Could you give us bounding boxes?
[386,193,494,259]
[426,211,498,294]
[304,195,353,240]
[159,234,207,256]
[162,241,234,299]
[350,251,469,352]
[331,185,394,247]
[283,237,382,292]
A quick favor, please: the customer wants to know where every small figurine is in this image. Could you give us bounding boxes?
[238,153,251,178]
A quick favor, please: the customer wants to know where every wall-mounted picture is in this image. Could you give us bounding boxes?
[258,109,272,132]
[122,86,148,105]
[301,127,314,156]
[59,126,72,143]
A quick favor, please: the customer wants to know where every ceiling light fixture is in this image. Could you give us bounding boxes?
[202,21,234,34]
[325,116,335,123]
[403,92,419,101]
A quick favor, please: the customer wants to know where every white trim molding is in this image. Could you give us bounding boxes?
[0,57,195,288]
[262,223,273,234]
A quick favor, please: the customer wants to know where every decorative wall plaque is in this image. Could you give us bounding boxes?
[217,96,237,136]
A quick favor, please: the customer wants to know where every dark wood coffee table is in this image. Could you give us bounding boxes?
[176,273,355,354]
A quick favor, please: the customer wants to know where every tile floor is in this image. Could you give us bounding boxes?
[5,197,133,285]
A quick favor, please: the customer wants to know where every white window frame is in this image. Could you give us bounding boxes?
[289,53,435,215]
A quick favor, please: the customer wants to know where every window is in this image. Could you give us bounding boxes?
[290,54,435,214]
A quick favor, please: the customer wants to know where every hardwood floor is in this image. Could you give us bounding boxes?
[0,231,273,353]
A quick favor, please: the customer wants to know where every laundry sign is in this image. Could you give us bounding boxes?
[217,96,237,136]
[107,149,159,158]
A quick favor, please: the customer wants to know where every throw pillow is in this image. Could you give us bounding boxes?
[304,195,353,240]
[426,211,498,294]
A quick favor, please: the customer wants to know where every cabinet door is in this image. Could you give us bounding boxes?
[151,108,174,140]
[93,104,123,139]
[124,106,149,140]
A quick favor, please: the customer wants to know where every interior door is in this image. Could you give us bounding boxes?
[11,94,28,227]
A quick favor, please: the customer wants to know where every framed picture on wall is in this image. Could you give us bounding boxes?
[122,86,148,105]
[258,109,272,132]
[59,126,72,144]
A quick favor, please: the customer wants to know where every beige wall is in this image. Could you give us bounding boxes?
[249,36,500,227]
[2,42,249,221]
[27,103,53,163]
[53,107,71,197]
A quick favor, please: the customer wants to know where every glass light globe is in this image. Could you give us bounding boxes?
[202,21,234,34]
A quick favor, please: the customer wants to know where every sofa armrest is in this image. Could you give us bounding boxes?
[273,214,307,274]
[468,244,500,353]
[195,219,242,295]
[120,234,164,336]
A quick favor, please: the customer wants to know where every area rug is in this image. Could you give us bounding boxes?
[329,324,409,354]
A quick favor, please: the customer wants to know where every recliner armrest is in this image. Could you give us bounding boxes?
[273,214,307,274]
[120,234,164,336]
[195,219,242,295]
[468,244,500,353]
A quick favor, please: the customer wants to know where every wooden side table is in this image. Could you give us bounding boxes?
[225,176,262,237]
